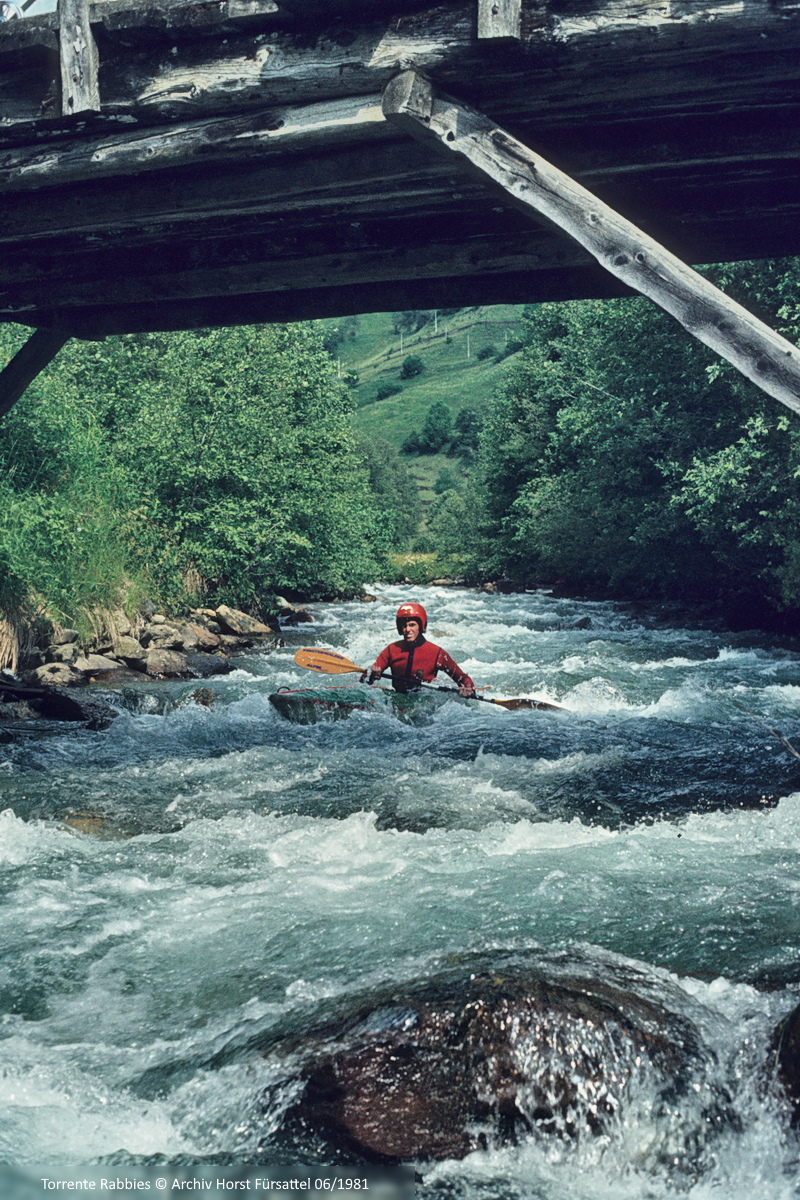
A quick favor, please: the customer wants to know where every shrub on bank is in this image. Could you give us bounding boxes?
[0,322,416,645]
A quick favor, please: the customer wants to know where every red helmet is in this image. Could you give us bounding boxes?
[396,602,427,633]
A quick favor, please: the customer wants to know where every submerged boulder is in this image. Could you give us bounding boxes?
[774,1000,800,1123]
[276,958,728,1164]
[0,677,117,729]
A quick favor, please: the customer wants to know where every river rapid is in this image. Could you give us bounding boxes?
[2,585,800,1198]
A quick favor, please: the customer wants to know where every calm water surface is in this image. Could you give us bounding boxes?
[2,586,800,1197]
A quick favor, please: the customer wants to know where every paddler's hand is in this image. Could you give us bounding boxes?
[362,670,382,685]
[458,685,476,698]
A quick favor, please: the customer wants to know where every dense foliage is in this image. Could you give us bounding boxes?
[430,259,800,621]
[0,323,417,626]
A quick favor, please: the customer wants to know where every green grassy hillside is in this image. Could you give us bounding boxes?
[329,305,524,451]
[323,305,524,529]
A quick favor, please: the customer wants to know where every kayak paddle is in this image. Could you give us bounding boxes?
[293,648,563,712]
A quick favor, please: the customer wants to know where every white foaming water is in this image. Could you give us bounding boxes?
[1,586,800,1194]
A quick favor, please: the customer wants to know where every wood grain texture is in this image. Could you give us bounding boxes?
[383,70,800,415]
[477,0,520,41]
[0,0,799,335]
[58,0,100,115]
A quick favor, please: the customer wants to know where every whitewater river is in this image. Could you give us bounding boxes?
[2,585,800,1198]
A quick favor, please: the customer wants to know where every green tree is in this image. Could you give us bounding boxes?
[418,401,453,453]
[400,355,425,380]
[0,322,390,623]
[474,259,800,611]
[356,436,421,551]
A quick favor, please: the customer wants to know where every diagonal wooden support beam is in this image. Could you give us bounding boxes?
[0,328,70,419]
[382,71,800,417]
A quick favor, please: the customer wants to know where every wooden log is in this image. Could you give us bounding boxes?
[58,0,100,116]
[0,96,390,191]
[477,0,521,41]
[0,0,282,54]
[0,327,69,418]
[0,215,594,312]
[3,0,799,135]
[13,263,633,338]
[382,70,800,417]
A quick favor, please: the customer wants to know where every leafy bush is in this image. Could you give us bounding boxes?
[476,345,497,361]
[400,355,425,380]
[434,467,459,494]
[448,407,484,458]
[0,322,399,624]
[418,401,453,453]
[376,381,403,402]
[473,260,800,615]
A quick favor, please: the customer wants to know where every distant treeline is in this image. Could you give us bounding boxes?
[0,323,419,628]
[428,259,800,625]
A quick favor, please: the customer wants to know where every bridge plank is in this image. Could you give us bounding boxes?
[383,70,800,415]
[0,97,390,190]
[3,0,799,135]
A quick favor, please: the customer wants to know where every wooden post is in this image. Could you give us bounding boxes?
[58,0,100,116]
[0,329,70,419]
[477,0,521,41]
[382,71,800,418]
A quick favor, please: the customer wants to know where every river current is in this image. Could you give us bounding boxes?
[2,585,800,1197]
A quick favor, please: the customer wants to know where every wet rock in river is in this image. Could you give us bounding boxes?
[277,961,727,1164]
[0,677,117,728]
[773,1000,800,1124]
[28,662,84,687]
[281,608,314,625]
[144,648,191,677]
[183,652,232,678]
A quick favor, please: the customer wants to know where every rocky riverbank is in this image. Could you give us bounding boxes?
[16,602,299,689]
[0,600,306,734]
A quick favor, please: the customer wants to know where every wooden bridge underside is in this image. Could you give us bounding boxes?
[2,0,800,337]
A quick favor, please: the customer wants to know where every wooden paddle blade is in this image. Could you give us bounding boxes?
[490,697,563,711]
[294,647,365,674]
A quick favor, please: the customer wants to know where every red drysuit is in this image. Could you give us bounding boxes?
[369,636,474,693]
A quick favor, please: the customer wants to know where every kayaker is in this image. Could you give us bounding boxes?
[362,602,476,697]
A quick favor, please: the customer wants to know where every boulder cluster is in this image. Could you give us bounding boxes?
[24,604,284,687]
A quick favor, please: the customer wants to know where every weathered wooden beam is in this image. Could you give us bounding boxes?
[0,327,69,418]
[9,264,634,338]
[0,96,390,191]
[382,70,800,416]
[3,0,799,136]
[58,0,99,116]
[477,0,520,41]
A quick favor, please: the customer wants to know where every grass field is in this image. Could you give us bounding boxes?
[326,305,525,453]
[321,306,524,525]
